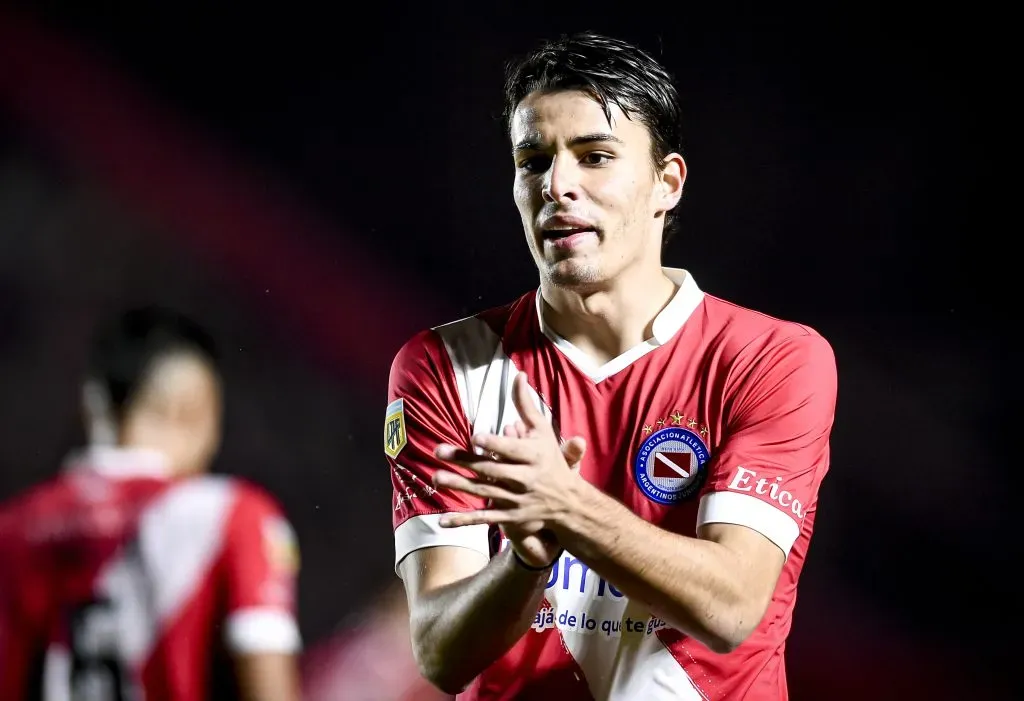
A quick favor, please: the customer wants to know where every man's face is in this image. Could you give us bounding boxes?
[510,89,681,290]
[118,353,223,476]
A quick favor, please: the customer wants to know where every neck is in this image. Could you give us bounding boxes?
[539,263,677,365]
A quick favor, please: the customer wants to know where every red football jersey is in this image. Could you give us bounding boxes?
[0,446,301,701]
[387,269,837,701]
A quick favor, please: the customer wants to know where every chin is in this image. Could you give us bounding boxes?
[545,259,606,290]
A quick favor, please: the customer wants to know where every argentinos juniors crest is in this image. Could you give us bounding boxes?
[634,415,710,505]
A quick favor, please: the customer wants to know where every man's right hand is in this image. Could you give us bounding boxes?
[497,421,586,568]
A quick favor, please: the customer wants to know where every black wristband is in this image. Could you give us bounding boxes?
[512,548,562,572]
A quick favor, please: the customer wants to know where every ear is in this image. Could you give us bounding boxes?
[656,152,686,214]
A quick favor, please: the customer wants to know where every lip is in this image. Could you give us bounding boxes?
[546,230,597,250]
[539,214,597,232]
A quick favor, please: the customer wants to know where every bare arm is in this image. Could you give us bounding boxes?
[399,544,551,695]
[555,482,784,652]
[234,652,301,701]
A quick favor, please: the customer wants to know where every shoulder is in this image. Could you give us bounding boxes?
[390,292,534,386]
[221,476,287,520]
[0,476,69,541]
[140,475,283,534]
[700,294,835,373]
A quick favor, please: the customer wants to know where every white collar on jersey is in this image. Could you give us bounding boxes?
[535,267,705,382]
[62,445,172,479]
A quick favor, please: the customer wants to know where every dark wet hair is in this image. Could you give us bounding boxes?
[502,31,684,243]
[86,305,219,418]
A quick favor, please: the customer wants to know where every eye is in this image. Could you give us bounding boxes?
[581,152,613,166]
[517,155,551,173]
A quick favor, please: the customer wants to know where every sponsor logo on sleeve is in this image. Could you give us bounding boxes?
[727,466,805,519]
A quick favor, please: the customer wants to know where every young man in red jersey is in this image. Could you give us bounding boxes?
[0,306,302,701]
[385,31,838,701]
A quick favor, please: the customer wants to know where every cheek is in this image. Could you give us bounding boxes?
[512,179,535,213]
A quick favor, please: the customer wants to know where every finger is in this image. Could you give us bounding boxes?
[514,420,529,438]
[470,433,539,464]
[503,423,517,437]
[438,509,520,528]
[435,444,526,483]
[436,443,496,464]
[561,436,587,470]
[511,374,547,430]
[432,470,520,503]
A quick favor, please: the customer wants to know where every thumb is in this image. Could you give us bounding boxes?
[512,374,545,430]
[561,436,587,471]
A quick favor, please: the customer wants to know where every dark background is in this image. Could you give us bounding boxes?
[0,2,1012,698]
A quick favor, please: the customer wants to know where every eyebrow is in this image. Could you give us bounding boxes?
[512,132,625,154]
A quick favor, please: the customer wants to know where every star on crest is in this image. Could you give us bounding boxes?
[642,424,653,435]
[670,412,684,425]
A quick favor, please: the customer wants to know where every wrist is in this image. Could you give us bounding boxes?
[511,546,562,571]
[552,479,606,555]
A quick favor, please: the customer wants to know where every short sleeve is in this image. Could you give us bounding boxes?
[697,332,838,557]
[387,329,491,572]
[220,486,302,654]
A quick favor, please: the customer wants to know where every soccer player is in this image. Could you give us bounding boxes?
[386,31,838,700]
[0,306,302,701]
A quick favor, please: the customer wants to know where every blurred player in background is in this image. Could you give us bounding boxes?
[0,305,302,701]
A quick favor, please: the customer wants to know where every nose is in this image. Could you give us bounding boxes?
[542,155,580,203]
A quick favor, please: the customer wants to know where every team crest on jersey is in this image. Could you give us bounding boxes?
[384,398,408,459]
[634,425,710,505]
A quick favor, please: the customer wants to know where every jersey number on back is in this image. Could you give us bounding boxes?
[52,542,152,701]
[69,597,128,701]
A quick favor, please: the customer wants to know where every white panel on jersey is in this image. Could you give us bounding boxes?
[95,477,235,666]
[697,491,801,557]
[543,551,704,701]
[225,607,302,654]
[434,315,503,431]
[42,646,70,701]
[394,513,490,573]
[434,315,551,436]
[138,478,235,642]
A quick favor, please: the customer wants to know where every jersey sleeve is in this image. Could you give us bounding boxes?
[697,332,837,557]
[219,485,302,655]
[388,329,491,573]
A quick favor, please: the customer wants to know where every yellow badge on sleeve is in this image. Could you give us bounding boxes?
[262,516,300,574]
[384,398,408,459]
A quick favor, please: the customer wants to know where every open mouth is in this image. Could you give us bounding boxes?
[542,227,598,241]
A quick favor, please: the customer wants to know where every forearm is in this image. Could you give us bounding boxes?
[555,484,759,653]
[411,547,549,693]
[234,653,300,701]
